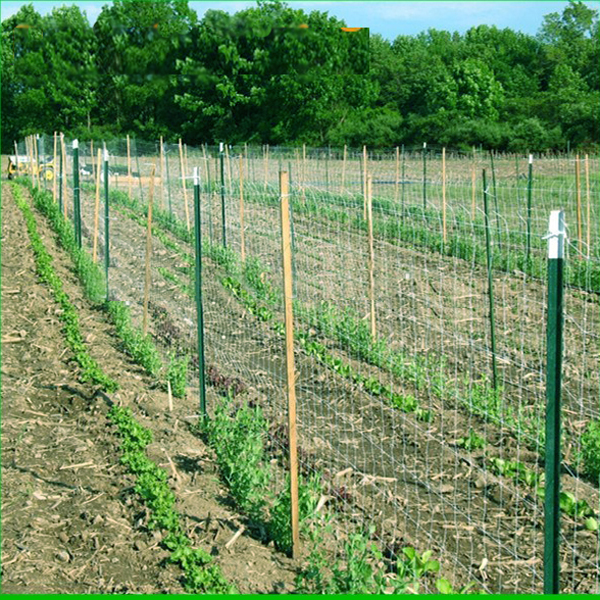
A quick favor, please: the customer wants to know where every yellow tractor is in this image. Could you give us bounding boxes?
[7,155,54,181]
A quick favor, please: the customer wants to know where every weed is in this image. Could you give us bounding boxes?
[456,428,486,451]
[581,419,600,484]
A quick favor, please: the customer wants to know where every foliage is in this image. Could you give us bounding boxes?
[12,183,118,392]
[581,419,600,483]
[198,396,271,520]
[166,354,189,398]
[107,405,235,593]
[297,526,443,594]
[2,1,598,151]
[106,300,163,378]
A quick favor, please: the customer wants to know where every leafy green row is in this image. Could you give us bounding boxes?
[107,182,599,483]
[194,394,321,555]
[17,180,188,398]
[488,457,598,532]
[107,405,235,593]
[107,185,486,592]
[11,183,118,392]
[244,186,599,292]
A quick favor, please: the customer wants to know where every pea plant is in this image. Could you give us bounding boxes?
[108,405,235,593]
[12,183,118,392]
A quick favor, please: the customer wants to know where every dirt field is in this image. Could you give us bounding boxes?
[68,175,600,592]
[3,155,599,593]
[1,182,298,593]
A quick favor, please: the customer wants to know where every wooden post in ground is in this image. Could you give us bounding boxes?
[142,164,156,336]
[279,170,300,560]
[363,145,368,219]
[585,154,590,257]
[33,134,40,188]
[52,132,58,202]
[442,147,447,244]
[127,134,132,201]
[159,136,165,211]
[61,134,68,219]
[92,148,102,262]
[366,175,376,341]
[179,138,191,232]
[575,155,582,255]
[239,153,246,261]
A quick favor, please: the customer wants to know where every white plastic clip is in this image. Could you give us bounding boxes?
[219,142,224,152]
[73,139,79,149]
[193,166,199,186]
[542,210,567,259]
[104,148,109,161]
[529,154,533,165]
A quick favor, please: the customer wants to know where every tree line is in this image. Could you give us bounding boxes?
[2,0,598,153]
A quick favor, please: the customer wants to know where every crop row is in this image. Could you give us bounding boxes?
[11,181,233,592]
[103,186,600,528]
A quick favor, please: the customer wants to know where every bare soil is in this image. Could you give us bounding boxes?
[65,179,600,594]
[1,182,298,594]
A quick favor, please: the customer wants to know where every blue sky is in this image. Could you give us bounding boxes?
[2,1,599,40]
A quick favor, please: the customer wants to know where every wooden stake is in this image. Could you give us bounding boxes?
[280,170,300,560]
[366,175,376,341]
[363,145,367,219]
[575,155,582,254]
[442,147,447,243]
[179,138,191,232]
[202,143,209,187]
[61,134,68,219]
[239,153,246,261]
[585,154,591,257]
[92,148,102,262]
[33,135,40,188]
[53,132,58,202]
[127,134,132,201]
[395,146,399,204]
[167,380,173,413]
[142,165,156,336]
[159,136,165,211]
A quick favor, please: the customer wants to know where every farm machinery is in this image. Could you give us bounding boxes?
[7,155,54,181]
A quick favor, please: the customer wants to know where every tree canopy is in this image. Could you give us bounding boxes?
[2,0,598,152]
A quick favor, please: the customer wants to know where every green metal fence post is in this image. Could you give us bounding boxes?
[104,146,110,302]
[422,142,427,210]
[193,167,207,416]
[543,209,566,595]
[482,169,498,390]
[401,144,406,222]
[526,154,533,263]
[73,140,82,248]
[205,146,213,244]
[219,142,227,248]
